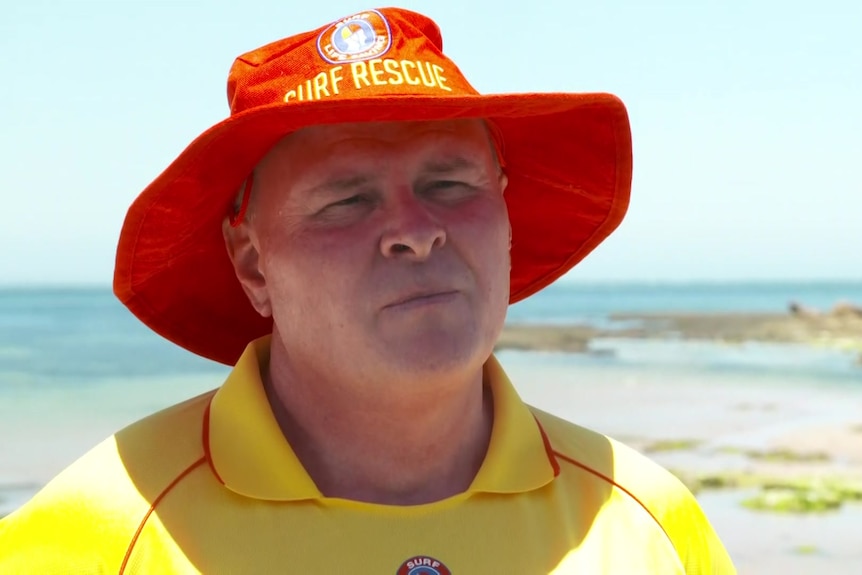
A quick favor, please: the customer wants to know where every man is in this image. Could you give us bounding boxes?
[0,7,735,574]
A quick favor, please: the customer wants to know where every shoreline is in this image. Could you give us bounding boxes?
[497,309,862,361]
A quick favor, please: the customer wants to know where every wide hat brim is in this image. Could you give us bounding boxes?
[114,92,632,365]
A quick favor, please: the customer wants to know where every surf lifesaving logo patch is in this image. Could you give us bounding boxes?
[396,555,451,575]
[317,10,392,64]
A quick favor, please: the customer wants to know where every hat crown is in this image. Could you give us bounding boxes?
[226,8,479,114]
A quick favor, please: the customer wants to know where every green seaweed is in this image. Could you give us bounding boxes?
[742,486,842,513]
[697,474,740,489]
[669,470,752,494]
[714,445,746,455]
[744,448,831,463]
[643,438,703,453]
[828,480,862,501]
[668,465,862,515]
[712,445,830,462]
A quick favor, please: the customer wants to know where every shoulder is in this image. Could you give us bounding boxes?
[531,405,685,502]
[0,389,216,573]
[530,406,736,574]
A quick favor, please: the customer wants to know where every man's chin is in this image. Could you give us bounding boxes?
[376,331,490,377]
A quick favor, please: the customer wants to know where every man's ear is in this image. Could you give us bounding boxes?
[222,217,273,318]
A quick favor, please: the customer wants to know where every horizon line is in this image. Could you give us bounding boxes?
[2,277,862,291]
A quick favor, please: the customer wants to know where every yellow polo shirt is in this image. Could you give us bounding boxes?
[0,337,734,574]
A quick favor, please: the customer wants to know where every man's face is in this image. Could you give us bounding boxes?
[230,119,510,386]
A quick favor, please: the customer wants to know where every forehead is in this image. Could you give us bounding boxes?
[262,118,493,167]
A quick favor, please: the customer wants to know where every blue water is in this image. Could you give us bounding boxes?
[507,280,862,324]
[0,287,225,385]
[1,282,861,385]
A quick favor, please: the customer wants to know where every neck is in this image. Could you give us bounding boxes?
[263,335,494,505]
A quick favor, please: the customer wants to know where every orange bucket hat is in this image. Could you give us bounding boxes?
[113,7,632,366]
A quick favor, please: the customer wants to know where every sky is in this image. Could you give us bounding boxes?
[1,0,860,286]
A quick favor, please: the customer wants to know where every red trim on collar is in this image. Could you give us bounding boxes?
[533,417,561,477]
[202,399,225,485]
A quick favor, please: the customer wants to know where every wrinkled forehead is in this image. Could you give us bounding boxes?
[263,118,503,170]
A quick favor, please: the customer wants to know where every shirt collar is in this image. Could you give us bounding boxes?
[206,336,557,502]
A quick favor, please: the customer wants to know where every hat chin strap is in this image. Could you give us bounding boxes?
[229,174,255,227]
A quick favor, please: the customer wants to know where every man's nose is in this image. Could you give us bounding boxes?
[379,189,447,260]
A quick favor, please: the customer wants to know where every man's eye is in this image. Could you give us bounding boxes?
[425,181,474,199]
[430,181,462,190]
[330,195,366,207]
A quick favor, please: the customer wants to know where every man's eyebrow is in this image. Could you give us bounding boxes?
[419,156,481,175]
[305,155,481,196]
[309,174,374,195]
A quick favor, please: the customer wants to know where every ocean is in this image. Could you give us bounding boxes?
[1,281,861,515]
[507,280,862,323]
